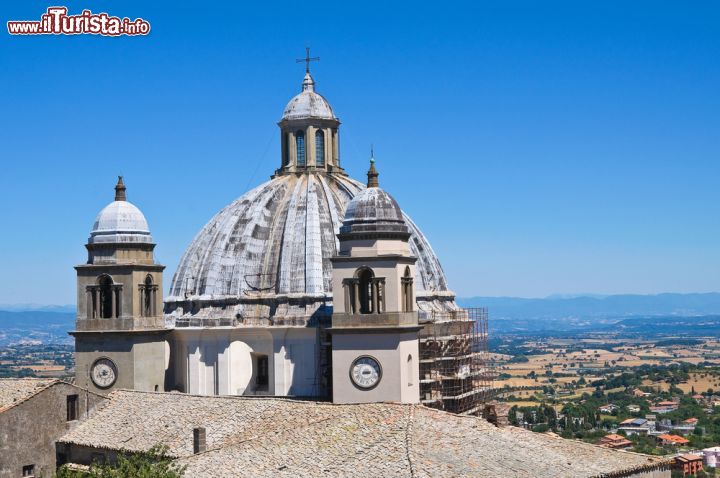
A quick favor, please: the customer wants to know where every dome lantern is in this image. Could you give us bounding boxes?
[114,176,127,201]
[367,149,379,188]
[276,49,344,177]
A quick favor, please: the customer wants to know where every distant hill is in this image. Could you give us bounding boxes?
[0,304,75,313]
[0,310,75,346]
[457,293,720,320]
[0,309,75,326]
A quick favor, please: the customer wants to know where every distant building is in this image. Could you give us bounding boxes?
[703,446,720,468]
[674,454,703,477]
[657,434,690,446]
[627,404,641,413]
[0,379,105,478]
[619,418,650,436]
[599,434,633,449]
[657,418,695,436]
[650,401,679,414]
[598,404,619,414]
[632,388,651,398]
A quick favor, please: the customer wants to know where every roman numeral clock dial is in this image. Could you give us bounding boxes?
[91,357,118,389]
[350,356,382,389]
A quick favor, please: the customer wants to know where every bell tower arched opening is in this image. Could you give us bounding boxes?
[357,267,374,314]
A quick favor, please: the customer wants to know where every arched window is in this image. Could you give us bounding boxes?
[97,275,116,319]
[315,130,325,167]
[407,354,414,387]
[402,267,414,312]
[357,268,374,314]
[144,275,153,317]
[296,131,306,167]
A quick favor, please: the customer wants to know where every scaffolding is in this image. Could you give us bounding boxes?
[419,308,492,415]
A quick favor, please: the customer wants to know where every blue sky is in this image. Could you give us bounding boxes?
[1,1,718,304]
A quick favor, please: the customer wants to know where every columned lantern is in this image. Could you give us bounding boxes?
[276,52,344,176]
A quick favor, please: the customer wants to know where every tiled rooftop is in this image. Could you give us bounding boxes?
[60,390,670,478]
[0,378,57,412]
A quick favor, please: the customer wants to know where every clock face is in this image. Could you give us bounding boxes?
[91,358,118,389]
[350,356,382,389]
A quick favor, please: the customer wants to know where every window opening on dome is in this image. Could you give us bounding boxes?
[296,131,306,167]
[315,130,325,167]
[282,134,289,166]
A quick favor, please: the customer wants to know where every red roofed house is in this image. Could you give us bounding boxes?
[650,401,679,414]
[599,434,633,449]
[657,434,690,446]
[674,454,703,477]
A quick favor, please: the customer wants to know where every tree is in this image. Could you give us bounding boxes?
[57,445,186,478]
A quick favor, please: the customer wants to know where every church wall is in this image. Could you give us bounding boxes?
[75,334,135,391]
[132,339,168,392]
[399,336,420,403]
[171,329,277,396]
[75,332,168,394]
[270,328,319,397]
[332,331,419,404]
[227,341,254,395]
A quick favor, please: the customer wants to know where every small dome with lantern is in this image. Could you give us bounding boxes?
[340,157,410,236]
[88,177,153,245]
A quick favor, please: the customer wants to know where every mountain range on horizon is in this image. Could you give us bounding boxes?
[457,292,720,320]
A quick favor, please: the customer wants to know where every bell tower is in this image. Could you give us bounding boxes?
[72,177,168,394]
[330,157,421,404]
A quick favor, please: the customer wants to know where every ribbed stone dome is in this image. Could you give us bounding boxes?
[281,72,335,121]
[166,173,455,319]
[88,177,153,245]
[340,186,408,235]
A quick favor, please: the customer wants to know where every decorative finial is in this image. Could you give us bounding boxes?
[296,47,320,74]
[114,176,127,201]
[367,147,379,188]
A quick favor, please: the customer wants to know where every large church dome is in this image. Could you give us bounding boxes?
[165,69,456,322]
